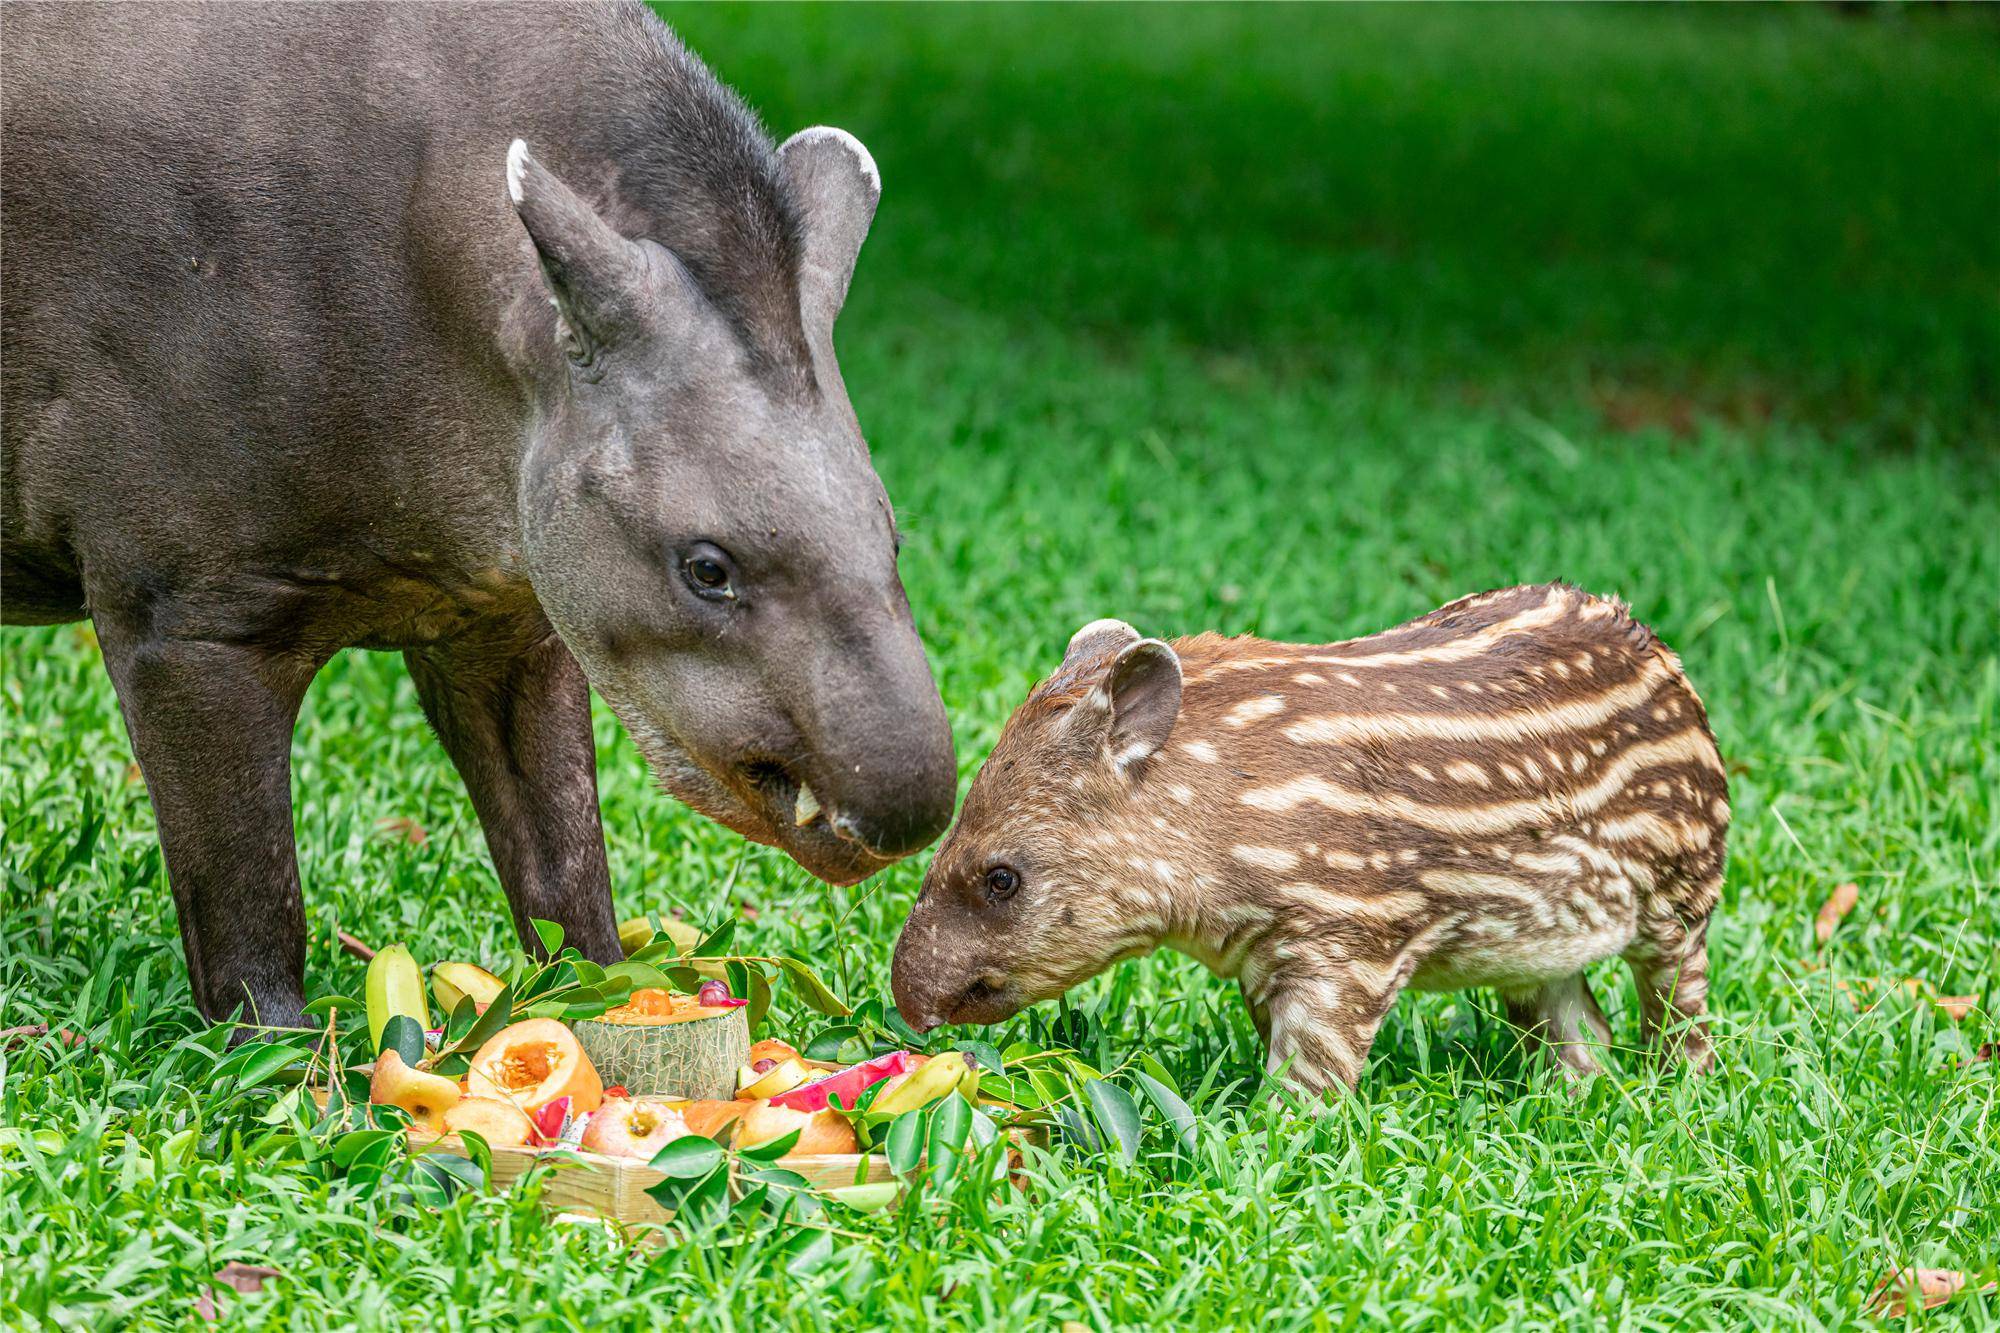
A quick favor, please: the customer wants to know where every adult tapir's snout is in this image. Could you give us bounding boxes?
[784,600,957,873]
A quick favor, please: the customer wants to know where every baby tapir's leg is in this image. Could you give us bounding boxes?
[1501,974,1614,1079]
[1625,908,1716,1074]
[1261,966,1405,1094]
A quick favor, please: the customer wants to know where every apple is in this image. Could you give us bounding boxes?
[580,1097,689,1160]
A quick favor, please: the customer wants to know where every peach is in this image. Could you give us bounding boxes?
[441,1096,535,1148]
[580,1097,689,1160]
[468,1017,603,1116]
[747,1038,802,1066]
[679,1099,753,1140]
[737,1100,859,1157]
[368,1048,461,1133]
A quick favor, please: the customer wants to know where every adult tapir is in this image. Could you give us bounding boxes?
[0,2,956,1031]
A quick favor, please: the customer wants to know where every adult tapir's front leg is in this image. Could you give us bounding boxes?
[95,618,319,1030]
[405,625,622,964]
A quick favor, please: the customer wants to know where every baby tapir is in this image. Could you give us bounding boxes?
[891,583,1728,1092]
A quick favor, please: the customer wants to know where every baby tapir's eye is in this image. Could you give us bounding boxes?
[984,865,1020,901]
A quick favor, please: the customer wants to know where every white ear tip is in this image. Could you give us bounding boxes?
[784,125,881,196]
[1070,618,1137,650]
[506,139,530,205]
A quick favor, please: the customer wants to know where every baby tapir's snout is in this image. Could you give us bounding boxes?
[891,585,1730,1094]
[892,618,1186,1033]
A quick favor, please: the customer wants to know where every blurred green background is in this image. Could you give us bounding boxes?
[3,5,1996,1327]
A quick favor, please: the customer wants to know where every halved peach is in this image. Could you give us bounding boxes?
[737,1101,859,1157]
[468,1017,603,1116]
[368,1048,461,1133]
[441,1096,535,1148]
[580,1097,690,1160]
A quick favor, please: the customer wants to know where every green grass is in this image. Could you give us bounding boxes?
[4,5,1997,1328]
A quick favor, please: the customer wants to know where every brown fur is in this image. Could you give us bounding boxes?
[891,584,1727,1092]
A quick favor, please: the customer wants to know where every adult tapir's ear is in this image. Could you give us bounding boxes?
[1098,639,1183,772]
[776,127,881,335]
[506,139,654,373]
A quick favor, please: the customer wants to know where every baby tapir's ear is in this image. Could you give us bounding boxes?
[506,139,664,375]
[1097,638,1183,772]
[1064,618,1142,670]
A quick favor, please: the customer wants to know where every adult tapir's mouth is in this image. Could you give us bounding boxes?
[734,757,896,885]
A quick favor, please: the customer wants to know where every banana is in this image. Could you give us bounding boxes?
[431,961,505,1016]
[365,942,429,1054]
[869,1051,970,1119]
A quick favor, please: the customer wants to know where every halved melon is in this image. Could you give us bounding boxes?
[574,993,748,1100]
[468,1017,603,1116]
[442,1096,535,1148]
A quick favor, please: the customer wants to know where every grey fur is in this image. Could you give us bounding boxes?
[2,2,955,1030]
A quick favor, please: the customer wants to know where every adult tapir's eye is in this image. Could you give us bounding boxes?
[984,865,1020,901]
[680,545,736,602]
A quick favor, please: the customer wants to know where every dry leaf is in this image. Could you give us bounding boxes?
[1815,881,1860,944]
[195,1262,280,1320]
[1975,1043,1994,1063]
[123,762,145,785]
[375,816,427,846]
[336,931,376,963]
[1866,1268,1996,1318]
[1834,977,1924,1011]
[1934,995,1979,1023]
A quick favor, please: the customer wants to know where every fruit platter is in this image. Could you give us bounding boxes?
[309,916,1039,1228]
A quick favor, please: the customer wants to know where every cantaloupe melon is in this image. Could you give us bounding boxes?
[572,990,749,1100]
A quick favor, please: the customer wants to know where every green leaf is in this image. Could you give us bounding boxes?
[725,959,750,1003]
[302,994,360,1020]
[665,966,703,993]
[570,958,606,988]
[676,1167,731,1232]
[884,1109,926,1177]
[779,959,851,1017]
[329,1128,398,1169]
[827,1181,901,1213]
[602,959,672,992]
[693,920,734,958]
[455,1131,493,1186]
[974,1073,1043,1110]
[926,1095,972,1188]
[444,995,480,1044]
[378,1014,424,1067]
[1085,1078,1142,1164]
[232,1042,312,1092]
[439,984,513,1057]
[1134,1069,1198,1150]
[746,966,774,1035]
[804,1026,860,1062]
[736,1128,800,1162]
[647,1134,726,1179]
[960,1039,1007,1075]
[530,919,564,956]
[785,1227,838,1274]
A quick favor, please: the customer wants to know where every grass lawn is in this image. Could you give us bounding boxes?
[4,4,1997,1328]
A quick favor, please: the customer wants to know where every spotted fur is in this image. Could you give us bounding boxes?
[890,583,1727,1092]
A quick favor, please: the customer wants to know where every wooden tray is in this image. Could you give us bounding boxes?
[316,1061,952,1227]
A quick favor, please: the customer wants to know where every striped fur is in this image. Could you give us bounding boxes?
[891,584,1726,1092]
